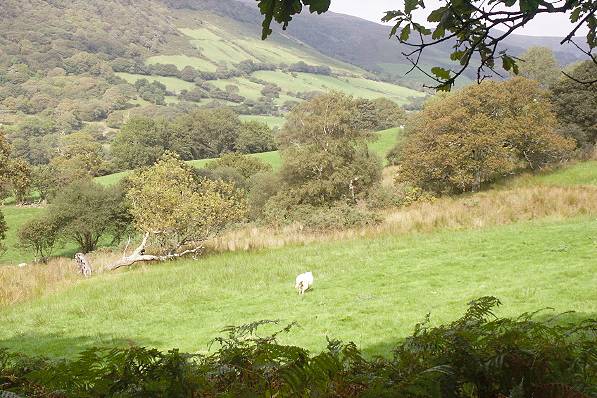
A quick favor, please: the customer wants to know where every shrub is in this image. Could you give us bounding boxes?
[205,153,272,179]
[1,298,594,397]
[395,78,575,194]
[17,217,60,262]
[236,121,277,153]
[247,172,281,219]
[264,199,381,230]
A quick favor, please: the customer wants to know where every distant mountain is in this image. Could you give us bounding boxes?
[190,0,587,82]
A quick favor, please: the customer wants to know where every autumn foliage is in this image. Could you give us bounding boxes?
[394,78,575,194]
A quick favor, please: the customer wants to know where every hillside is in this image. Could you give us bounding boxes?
[0,0,426,135]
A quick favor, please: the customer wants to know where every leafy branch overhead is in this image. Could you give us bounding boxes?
[258,0,597,90]
[257,0,331,39]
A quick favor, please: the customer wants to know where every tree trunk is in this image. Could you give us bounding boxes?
[74,253,92,277]
[105,232,202,271]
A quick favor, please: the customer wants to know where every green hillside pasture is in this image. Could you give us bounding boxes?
[0,217,594,358]
[0,206,44,264]
[146,55,218,73]
[179,26,360,75]
[253,71,424,105]
[239,115,285,129]
[499,161,597,189]
[115,72,194,94]
[210,77,264,101]
[94,128,401,186]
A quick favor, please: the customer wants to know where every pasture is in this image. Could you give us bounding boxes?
[0,206,44,263]
[0,216,595,358]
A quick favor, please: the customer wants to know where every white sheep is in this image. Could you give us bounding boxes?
[295,271,313,295]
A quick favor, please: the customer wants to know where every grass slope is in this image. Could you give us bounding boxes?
[238,115,285,129]
[1,217,595,358]
[121,23,425,110]
[0,207,44,264]
[506,160,597,187]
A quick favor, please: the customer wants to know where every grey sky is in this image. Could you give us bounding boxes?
[329,1,585,37]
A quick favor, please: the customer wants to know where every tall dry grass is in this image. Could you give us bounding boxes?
[1,185,596,307]
[211,185,597,252]
[0,250,122,307]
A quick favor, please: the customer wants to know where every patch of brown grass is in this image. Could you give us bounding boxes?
[210,185,597,252]
[0,250,122,307]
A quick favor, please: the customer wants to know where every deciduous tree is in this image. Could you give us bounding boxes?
[517,47,561,89]
[395,78,575,194]
[274,92,382,206]
[48,180,131,253]
[107,153,246,270]
[18,217,60,262]
[551,61,597,149]
[6,158,32,204]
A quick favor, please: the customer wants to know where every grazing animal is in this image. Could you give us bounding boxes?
[17,263,27,268]
[295,271,314,295]
[74,253,92,277]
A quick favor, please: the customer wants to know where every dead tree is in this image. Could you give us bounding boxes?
[74,253,92,277]
[105,232,202,271]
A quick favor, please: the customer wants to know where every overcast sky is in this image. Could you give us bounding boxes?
[329,1,585,37]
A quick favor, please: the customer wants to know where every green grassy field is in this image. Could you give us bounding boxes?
[1,216,595,358]
[505,160,597,187]
[115,72,195,94]
[252,71,425,105]
[146,55,218,73]
[0,206,44,263]
[238,115,285,129]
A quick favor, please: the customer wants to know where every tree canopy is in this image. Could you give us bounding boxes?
[551,60,597,149]
[394,77,575,193]
[126,153,247,256]
[257,0,597,89]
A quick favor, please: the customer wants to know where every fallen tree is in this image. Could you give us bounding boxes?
[106,153,247,271]
[106,233,203,270]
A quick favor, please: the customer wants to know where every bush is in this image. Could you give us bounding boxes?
[205,153,272,179]
[264,199,381,230]
[247,172,281,219]
[367,183,436,209]
[17,217,60,262]
[1,298,594,397]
